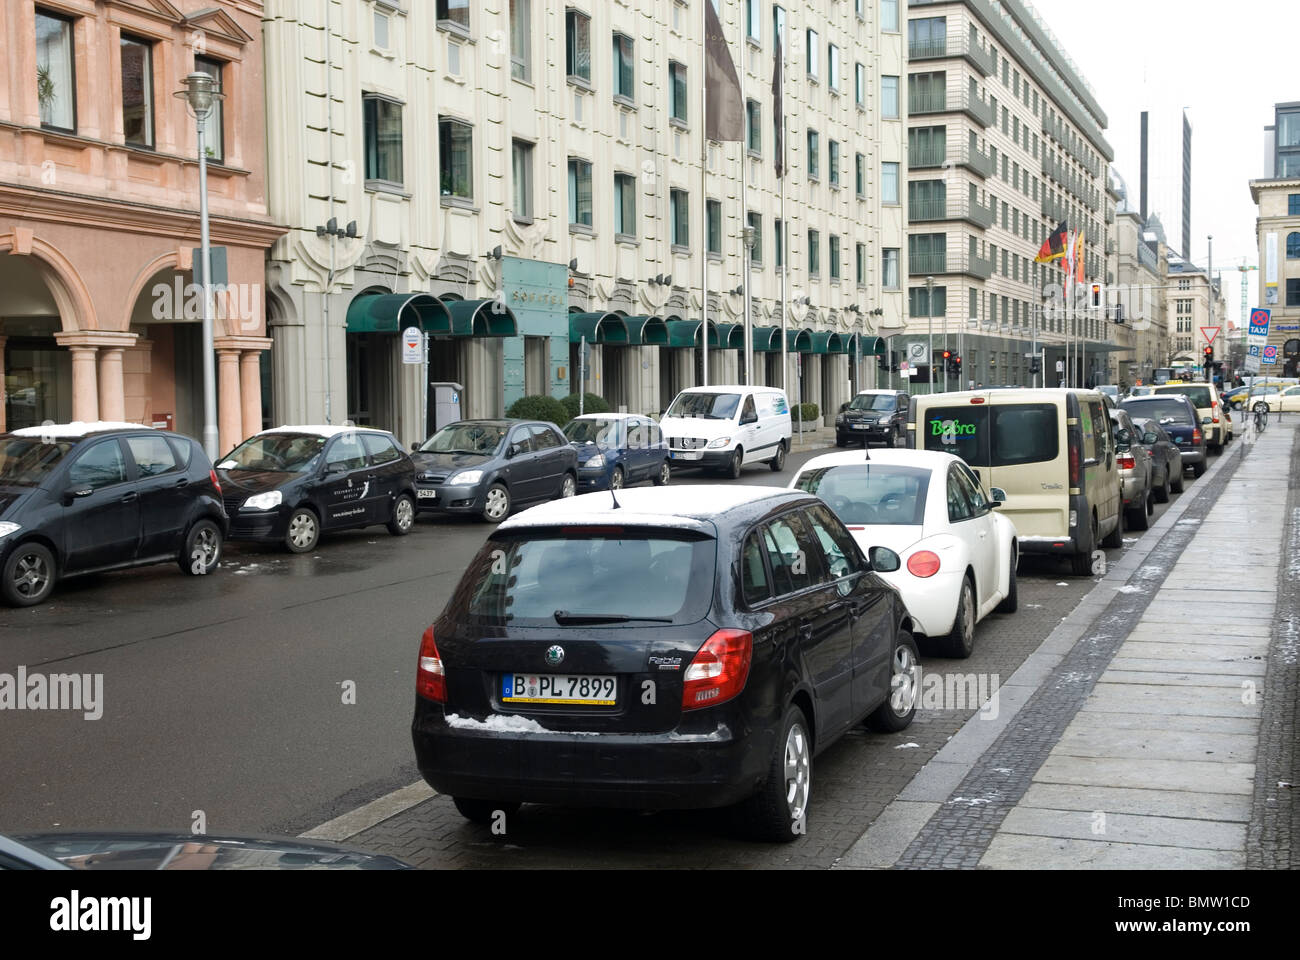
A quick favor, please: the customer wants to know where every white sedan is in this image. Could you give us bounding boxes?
[789,449,1019,658]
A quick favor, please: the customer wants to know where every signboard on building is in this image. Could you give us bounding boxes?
[501,257,569,411]
[401,327,422,364]
[1266,233,1279,305]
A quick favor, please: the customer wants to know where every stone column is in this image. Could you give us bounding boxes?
[217,348,242,454]
[0,335,6,434]
[98,348,126,421]
[69,347,99,422]
[239,350,263,439]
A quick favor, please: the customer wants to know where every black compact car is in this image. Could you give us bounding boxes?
[1130,416,1184,501]
[410,419,578,523]
[217,426,417,552]
[1120,394,1206,478]
[411,486,918,841]
[835,390,909,447]
[0,424,226,607]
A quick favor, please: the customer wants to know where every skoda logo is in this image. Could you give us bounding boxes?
[545,645,565,667]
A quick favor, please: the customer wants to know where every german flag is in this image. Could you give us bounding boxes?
[1035,221,1069,263]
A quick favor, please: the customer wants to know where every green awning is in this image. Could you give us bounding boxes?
[860,335,887,357]
[444,298,517,337]
[665,319,720,348]
[786,328,813,352]
[345,293,450,334]
[715,323,746,349]
[569,311,629,344]
[751,326,782,352]
[622,315,669,345]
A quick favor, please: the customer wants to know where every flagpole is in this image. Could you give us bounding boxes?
[740,28,751,386]
[777,35,788,398]
[700,0,709,388]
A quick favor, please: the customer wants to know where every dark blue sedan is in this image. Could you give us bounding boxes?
[563,414,670,491]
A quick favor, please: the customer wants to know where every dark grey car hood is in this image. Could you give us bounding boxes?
[411,451,494,473]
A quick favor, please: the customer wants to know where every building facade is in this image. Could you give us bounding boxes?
[1249,179,1300,377]
[262,0,907,448]
[1103,202,1170,389]
[1163,260,1223,369]
[902,0,1114,391]
[1,0,281,446]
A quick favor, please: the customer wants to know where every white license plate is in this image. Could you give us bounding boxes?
[671,450,702,460]
[502,674,617,706]
[853,423,870,430]
[416,489,438,499]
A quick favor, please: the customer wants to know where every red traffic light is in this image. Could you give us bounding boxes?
[1203,346,1213,356]
[954,355,962,365]
[942,350,951,359]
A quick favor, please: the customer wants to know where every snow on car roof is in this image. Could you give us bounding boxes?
[9,421,152,439]
[258,424,384,438]
[498,485,801,533]
[795,448,960,477]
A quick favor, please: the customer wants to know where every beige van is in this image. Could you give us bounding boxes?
[907,389,1122,576]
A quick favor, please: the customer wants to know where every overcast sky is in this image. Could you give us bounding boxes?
[1032,0,1298,320]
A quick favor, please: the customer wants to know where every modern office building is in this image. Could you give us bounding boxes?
[902,0,1114,391]
[1102,169,1170,388]
[1,0,280,446]
[1249,102,1300,376]
[262,0,906,446]
[1138,108,1192,262]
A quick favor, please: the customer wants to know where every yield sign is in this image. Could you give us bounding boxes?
[1200,326,1220,346]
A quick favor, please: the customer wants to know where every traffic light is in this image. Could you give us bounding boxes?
[1029,357,1043,374]
[877,352,888,371]
[1204,346,1214,361]
[1091,283,1102,307]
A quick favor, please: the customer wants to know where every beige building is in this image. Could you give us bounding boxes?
[1103,203,1170,388]
[1248,102,1300,376]
[263,0,906,445]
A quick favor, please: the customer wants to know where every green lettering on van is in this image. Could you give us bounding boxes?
[930,419,977,437]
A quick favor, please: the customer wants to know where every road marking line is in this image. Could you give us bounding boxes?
[299,781,436,842]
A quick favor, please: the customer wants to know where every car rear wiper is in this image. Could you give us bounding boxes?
[553,611,674,624]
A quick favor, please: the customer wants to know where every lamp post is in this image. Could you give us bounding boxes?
[925,276,935,394]
[742,224,755,385]
[175,72,225,461]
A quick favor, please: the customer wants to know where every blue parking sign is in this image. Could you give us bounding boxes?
[1249,308,1271,337]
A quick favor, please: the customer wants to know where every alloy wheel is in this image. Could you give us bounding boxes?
[190,526,219,573]
[889,643,919,716]
[561,475,576,498]
[610,467,624,490]
[394,497,414,531]
[13,551,51,600]
[783,721,811,822]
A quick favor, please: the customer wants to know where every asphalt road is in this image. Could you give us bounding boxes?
[0,446,1205,842]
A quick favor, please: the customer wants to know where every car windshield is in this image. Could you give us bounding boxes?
[1157,385,1212,408]
[847,394,897,412]
[218,434,327,473]
[564,419,619,445]
[794,464,930,526]
[1122,398,1193,425]
[0,437,76,487]
[665,392,741,419]
[419,423,507,455]
[461,529,717,625]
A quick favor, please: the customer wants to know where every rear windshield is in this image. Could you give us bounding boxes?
[920,403,1059,467]
[461,529,716,626]
[1156,385,1212,408]
[793,464,929,525]
[1121,398,1193,425]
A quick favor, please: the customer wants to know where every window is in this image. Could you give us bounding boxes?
[373,6,391,47]
[35,10,75,131]
[69,440,127,490]
[1290,194,1300,216]
[439,116,472,199]
[566,10,590,82]
[773,6,786,51]
[908,285,946,318]
[762,516,817,594]
[512,140,534,220]
[707,199,722,255]
[670,189,689,247]
[855,63,866,107]
[808,229,820,275]
[881,0,898,32]
[828,43,841,91]
[807,129,820,179]
[806,29,819,78]
[529,425,564,450]
[855,153,866,197]
[882,75,899,118]
[669,62,687,123]
[120,36,154,147]
[365,96,404,186]
[194,57,225,163]
[614,172,636,237]
[437,0,470,30]
[855,0,866,18]
[568,159,593,228]
[745,0,761,43]
[746,99,761,153]
[908,16,947,56]
[830,235,841,280]
[326,434,367,472]
[856,243,866,286]
[882,162,899,204]
[804,504,861,580]
[775,218,785,267]
[1288,278,1300,307]
[741,532,771,606]
[362,434,402,465]
[748,211,762,264]
[126,436,177,477]
[828,140,840,187]
[613,33,634,100]
[1288,232,1300,259]
[510,0,531,81]
[883,248,900,289]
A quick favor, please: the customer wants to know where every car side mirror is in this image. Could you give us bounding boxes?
[506,444,521,459]
[868,546,901,573]
[839,402,849,413]
[62,487,93,505]
[990,487,1007,504]
[323,463,346,477]
[410,441,421,452]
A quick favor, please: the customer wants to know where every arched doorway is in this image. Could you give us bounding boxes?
[126,266,206,437]
[0,251,71,431]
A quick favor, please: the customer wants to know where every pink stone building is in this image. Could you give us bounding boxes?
[0,0,282,451]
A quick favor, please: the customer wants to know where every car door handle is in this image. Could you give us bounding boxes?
[174,477,190,487]
[121,491,139,503]
[797,621,814,641]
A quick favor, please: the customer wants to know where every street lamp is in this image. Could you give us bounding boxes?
[925,276,935,393]
[742,224,756,385]
[175,72,225,461]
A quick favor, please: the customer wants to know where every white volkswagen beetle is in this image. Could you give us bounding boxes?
[789,449,1019,658]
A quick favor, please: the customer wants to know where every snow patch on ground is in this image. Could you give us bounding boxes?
[1056,582,1069,587]
[1116,585,1142,594]
[894,742,921,750]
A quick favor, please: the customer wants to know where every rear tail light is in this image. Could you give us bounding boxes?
[209,468,222,496]
[1117,454,1135,470]
[682,629,752,711]
[416,625,447,703]
[907,550,941,578]
[1192,428,1203,443]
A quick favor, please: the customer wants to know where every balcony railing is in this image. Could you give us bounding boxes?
[908,90,994,128]
[906,34,994,76]
[907,197,995,230]
[908,143,948,168]
[908,251,948,275]
[906,253,994,280]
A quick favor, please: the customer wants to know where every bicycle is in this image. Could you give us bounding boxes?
[1252,400,1269,435]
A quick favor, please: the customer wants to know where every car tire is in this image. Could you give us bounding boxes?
[1171,466,1186,493]
[1126,499,1150,531]
[1101,513,1124,549]
[610,466,625,490]
[733,704,813,842]
[769,442,787,472]
[726,448,744,480]
[178,518,222,576]
[996,549,1018,614]
[936,576,977,659]
[2,541,57,607]
[452,797,521,825]
[653,460,670,486]
[866,630,921,732]
[1154,473,1171,504]
[481,483,511,523]
[284,507,321,554]
[559,473,577,498]
[1192,459,1207,478]
[387,494,415,537]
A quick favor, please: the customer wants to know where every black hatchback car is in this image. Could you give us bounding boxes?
[411,486,919,841]
[1120,394,1206,478]
[836,390,910,447]
[0,424,226,607]
[411,419,578,523]
[217,426,417,552]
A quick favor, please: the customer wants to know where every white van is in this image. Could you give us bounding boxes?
[659,385,793,478]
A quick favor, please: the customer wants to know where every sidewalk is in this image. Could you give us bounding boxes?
[842,422,1298,869]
